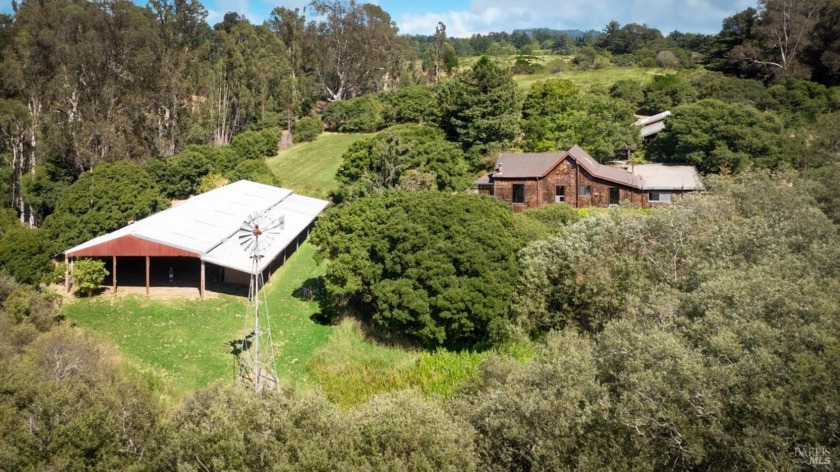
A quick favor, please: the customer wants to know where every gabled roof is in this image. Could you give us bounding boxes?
[65,180,329,273]
[566,145,643,188]
[486,145,702,192]
[492,152,563,179]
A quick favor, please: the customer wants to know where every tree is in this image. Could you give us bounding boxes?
[292,116,324,142]
[522,94,640,162]
[454,331,608,471]
[437,56,521,166]
[521,79,578,120]
[72,258,108,297]
[640,74,697,114]
[0,227,54,284]
[41,161,169,250]
[334,124,470,201]
[422,22,458,83]
[647,99,799,173]
[309,0,406,100]
[609,79,645,106]
[807,0,840,85]
[731,0,827,80]
[311,192,523,348]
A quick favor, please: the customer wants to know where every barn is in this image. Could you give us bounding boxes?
[63,180,329,299]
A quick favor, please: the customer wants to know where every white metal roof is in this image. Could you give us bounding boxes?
[65,180,329,272]
[630,164,704,191]
[202,194,329,273]
[635,111,671,138]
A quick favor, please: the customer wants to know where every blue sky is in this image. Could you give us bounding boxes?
[1,0,757,36]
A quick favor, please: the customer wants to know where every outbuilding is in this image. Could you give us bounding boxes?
[63,180,329,299]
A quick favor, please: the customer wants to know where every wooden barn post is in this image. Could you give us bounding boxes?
[145,256,150,296]
[112,256,117,293]
[200,261,206,301]
[65,255,70,292]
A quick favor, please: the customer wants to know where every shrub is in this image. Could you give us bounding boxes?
[311,192,523,348]
[292,116,324,142]
[0,228,56,285]
[641,74,696,114]
[380,85,439,126]
[72,258,109,297]
[610,79,645,106]
[321,95,385,132]
[229,159,277,185]
[230,129,278,160]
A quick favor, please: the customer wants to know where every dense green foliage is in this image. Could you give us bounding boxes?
[41,161,169,250]
[522,92,640,161]
[292,116,324,142]
[334,124,470,201]
[71,259,108,297]
[641,74,697,114]
[380,85,440,125]
[437,56,521,165]
[501,172,840,469]
[146,151,212,199]
[322,95,387,132]
[311,192,523,348]
[0,227,54,284]
[647,99,798,172]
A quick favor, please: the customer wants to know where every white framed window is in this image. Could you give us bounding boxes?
[555,186,565,202]
[648,191,672,203]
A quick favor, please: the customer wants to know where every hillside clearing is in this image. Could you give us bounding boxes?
[266,132,371,198]
[62,243,517,405]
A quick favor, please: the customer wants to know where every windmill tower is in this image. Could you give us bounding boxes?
[236,212,284,391]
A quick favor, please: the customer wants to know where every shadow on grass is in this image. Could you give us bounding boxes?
[292,277,340,326]
[73,286,109,298]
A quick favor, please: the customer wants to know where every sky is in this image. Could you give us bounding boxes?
[0,0,757,37]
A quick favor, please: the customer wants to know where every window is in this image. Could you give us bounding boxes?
[512,184,525,203]
[579,185,592,197]
[648,191,672,203]
[554,186,565,203]
[609,187,620,205]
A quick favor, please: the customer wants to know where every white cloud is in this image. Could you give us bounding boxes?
[398,0,755,37]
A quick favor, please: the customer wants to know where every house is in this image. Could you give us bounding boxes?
[474,145,703,210]
[63,180,329,299]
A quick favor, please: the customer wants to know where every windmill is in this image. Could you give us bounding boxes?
[236,211,284,391]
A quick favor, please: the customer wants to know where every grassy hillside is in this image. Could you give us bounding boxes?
[514,66,670,90]
[266,132,371,198]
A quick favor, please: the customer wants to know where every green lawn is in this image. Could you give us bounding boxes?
[266,132,371,198]
[63,243,516,406]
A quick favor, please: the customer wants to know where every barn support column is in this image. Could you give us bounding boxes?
[65,255,71,293]
[145,256,150,297]
[200,261,206,301]
[112,256,117,293]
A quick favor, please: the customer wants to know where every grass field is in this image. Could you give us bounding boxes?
[63,243,521,406]
[266,132,371,198]
[514,66,670,90]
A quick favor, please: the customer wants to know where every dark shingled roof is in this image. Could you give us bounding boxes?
[566,145,643,188]
[492,152,563,178]
[490,145,644,189]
